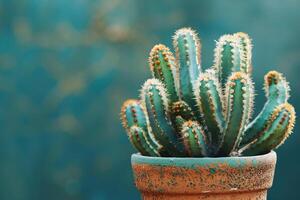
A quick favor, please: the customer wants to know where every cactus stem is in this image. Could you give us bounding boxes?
[149,44,179,102]
[141,78,186,156]
[129,126,160,156]
[242,103,296,155]
[173,27,201,115]
[240,71,290,147]
[181,120,208,157]
[194,69,225,152]
[120,99,162,153]
[234,32,253,74]
[218,72,254,156]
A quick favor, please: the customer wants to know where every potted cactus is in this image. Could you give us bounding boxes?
[120,28,296,200]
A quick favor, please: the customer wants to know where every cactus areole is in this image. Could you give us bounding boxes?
[120,28,296,199]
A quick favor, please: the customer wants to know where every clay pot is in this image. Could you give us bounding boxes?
[131,151,276,200]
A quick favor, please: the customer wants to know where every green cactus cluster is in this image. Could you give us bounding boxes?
[120,28,296,157]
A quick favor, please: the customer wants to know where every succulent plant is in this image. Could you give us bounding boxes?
[120,28,296,157]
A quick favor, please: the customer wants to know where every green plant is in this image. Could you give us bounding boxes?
[120,28,296,157]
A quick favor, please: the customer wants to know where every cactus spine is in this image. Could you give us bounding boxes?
[121,28,296,157]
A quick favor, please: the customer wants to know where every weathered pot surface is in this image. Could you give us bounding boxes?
[131,151,277,200]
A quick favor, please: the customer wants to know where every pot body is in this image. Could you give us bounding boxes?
[131,151,277,200]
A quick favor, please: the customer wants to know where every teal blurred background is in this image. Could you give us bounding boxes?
[0,0,299,199]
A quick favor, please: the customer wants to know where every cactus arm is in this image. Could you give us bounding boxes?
[141,79,186,156]
[218,72,254,156]
[173,28,201,112]
[214,35,241,86]
[241,103,295,156]
[214,34,252,87]
[128,126,160,156]
[240,71,290,147]
[121,99,148,131]
[149,44,179,102]
[181,121,208,157]
[194,69,225,151]
[234,32,252,74]
[120,99,161,151]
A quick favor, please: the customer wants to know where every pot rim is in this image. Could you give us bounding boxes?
[132,151,276,168]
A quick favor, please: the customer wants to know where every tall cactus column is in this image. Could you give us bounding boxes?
[218,72,254,156]
[149,44,179,103]
[194,69,225,154]
[141,79,186,156]
[173,28,202,117]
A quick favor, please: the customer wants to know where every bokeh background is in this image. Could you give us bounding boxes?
[0,0,299,199]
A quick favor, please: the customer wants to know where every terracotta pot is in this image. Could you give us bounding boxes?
[131,151,276,200]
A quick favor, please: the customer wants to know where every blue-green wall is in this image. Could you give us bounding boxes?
[0,0,299,199]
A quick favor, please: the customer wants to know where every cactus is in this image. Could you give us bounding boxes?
[120,28,296,157]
